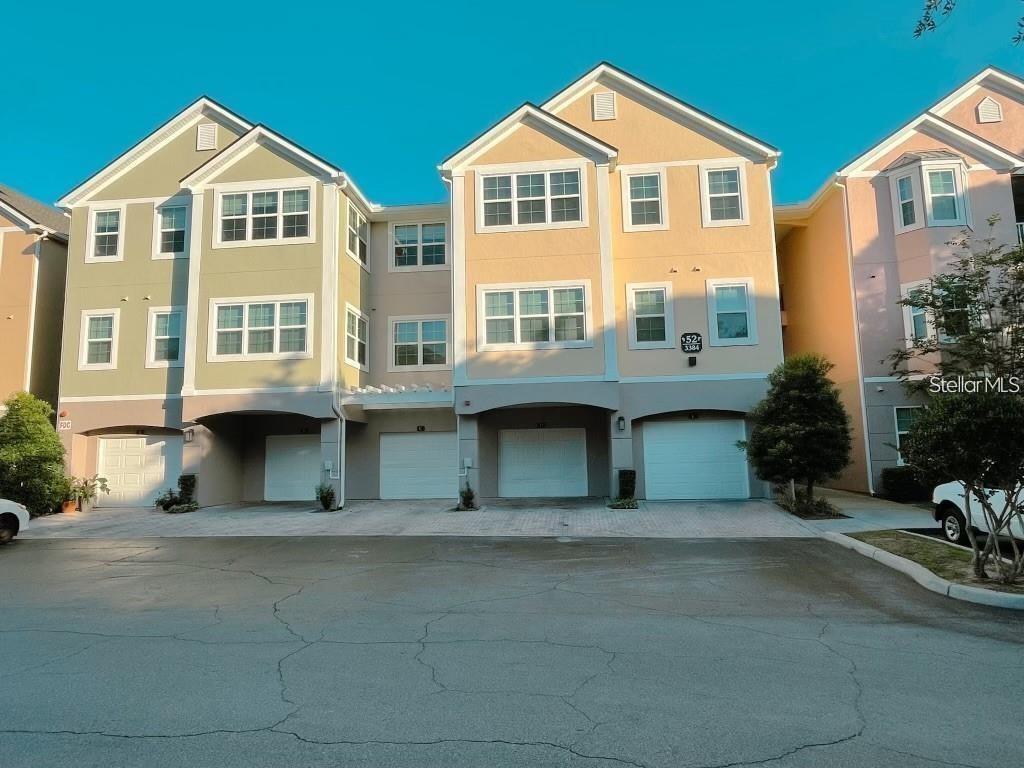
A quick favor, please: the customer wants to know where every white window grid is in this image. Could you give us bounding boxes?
[210,297,311,361]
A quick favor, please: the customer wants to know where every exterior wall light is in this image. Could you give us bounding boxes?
[616,416,626,432]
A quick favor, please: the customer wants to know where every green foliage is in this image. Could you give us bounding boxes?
[915,1,1024,46]
[315,483,336,511]
[166,502,198,514]
[70,475,110,505]
[617,469,637,499]
[608,497,638,510]
[774,486,842,519]
[742,355,852,500]
[458,483,479,511]
[880,466,931,503]
[0,392,68,517]
[156,474,198,512]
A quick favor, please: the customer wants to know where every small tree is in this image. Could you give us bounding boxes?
[0,392,68,516]
[743,354,852,505]
[903,393,1024,583]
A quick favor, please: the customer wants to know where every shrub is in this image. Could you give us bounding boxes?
[881,466,930,503]
[315,483,336,511]
[608,497,638,509]
[774,486,843,519]
[178,474,196,503]
[70,475,110,508]
[618,469,637,499]
[458,483,479,511]
[156,474,198,512]
[166,502,198,514]
[0,392,68,517]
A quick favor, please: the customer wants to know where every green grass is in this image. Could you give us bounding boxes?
[851,531,1024,593]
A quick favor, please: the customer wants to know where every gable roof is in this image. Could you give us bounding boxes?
[0,183,69,239]
[439,102,618,173]
[542,61,780,160]
[180,124,343,189]
[930,65,1024,117]
[57,96,253,208]
[883,149,962,172]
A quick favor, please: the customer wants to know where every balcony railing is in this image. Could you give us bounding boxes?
[1017,222,1024,245]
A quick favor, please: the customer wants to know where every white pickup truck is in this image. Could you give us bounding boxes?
[933,481,1024,545]
[0,498,30,544]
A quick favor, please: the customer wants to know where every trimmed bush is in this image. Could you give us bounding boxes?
[0,393,68,517]
[156,473,199,512]
[316,483,336,510]
[881,465,931,503]
[618,469,637,499]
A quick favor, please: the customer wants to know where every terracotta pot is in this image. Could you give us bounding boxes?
[62,500,78,514]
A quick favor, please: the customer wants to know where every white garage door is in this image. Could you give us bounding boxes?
[643,419,749,500]
[98,435,183,507]
[379,432,458,499]
[498,428,588,498]
[265,434,321,502]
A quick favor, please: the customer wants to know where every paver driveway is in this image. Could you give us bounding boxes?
[2,535,1022,768]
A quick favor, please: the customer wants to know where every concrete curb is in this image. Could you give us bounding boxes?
[821,531,1024,610]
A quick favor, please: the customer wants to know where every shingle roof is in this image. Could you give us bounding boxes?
[883,149,962,172]
[0,183,69,238]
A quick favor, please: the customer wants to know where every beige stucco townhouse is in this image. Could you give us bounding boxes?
[776,66,1024,494]
[0,184,68,415]
[57,63,786,508]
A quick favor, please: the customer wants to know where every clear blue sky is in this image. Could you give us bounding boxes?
[5,0,1024,208]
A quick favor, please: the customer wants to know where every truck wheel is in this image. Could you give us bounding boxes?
[940,505,969,546]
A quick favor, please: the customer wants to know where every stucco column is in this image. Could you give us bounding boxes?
[320,418,343,508]
[458,413,480,501]
[609,411,634,498]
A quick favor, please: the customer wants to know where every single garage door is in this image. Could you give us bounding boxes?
[643,419,749,500]
[379,432,458,499]
[265,434,321,502]
[498,428,588,497]
[98,435,183,507]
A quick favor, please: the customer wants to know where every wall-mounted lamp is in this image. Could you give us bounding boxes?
[183,428,195,443]
[616,416,626,432]
[120,296,129,302]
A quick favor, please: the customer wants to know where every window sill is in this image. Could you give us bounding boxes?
[475,219,587,234]
[628,340,675,350]
[344,357,369,373]
[207,351,313,363]
[386,363,452,373]
[478,341,594,352]
[389,263,450,273]
[702,218,749,229]
[623,222,669,233]
[213,236,316,250]
[84,255,123,264]
[152,252,189,261]
[346,249,370,272]
[78,363,117,371]
[145,360,185,369]
[709,338,758,347]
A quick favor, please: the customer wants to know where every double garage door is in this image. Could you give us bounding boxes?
[98,435,183,507]
[643,419,749,500]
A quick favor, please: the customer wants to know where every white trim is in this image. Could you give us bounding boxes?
[449,176,468,386]
[863,376,901,383]
[345,200,370,269]
[85,204,126,263]
[60,393,183,402]
[541,63,779,159]
[181,191,204,395]
[931,67,1024,117]
[207,293,315,362]
[58,101,252,208]
[894,405,924,466]
[344,303,370,372]
[455,372,771,386]
[24,239,40,391]
[146,306,186,368]
[190,385,323,396]
[386,314,452,372]
[212,181,316,249]
[901,279,934,347]
[626,282,675,350]
[321,182,339,390]
[151,196,192,260]
[889,171,923,234]
[922,164,969,227]
[78,308,120,370]
[596,164,619,380]
[476,279,594,352]
[620,165,669,232]
[976,96,1003,124]
[706,278,758,347]
[387,220,449,272]
[474,161,589,233]
[439,104,617,172]
[699,161,749,227]
[621,373,771,383]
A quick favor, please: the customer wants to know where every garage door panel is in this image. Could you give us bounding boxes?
[380,433,457,500]
[498,428,588,498]
[643,419,749,500]
[98,435,183,508]
[265,435,321,502]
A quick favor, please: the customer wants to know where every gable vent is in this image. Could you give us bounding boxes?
[977,96,1003,124]
[592,91,617,121]
[196,122,218,151]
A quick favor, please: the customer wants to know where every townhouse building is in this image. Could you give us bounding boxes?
[776,66,1024,494]
[55,63,785,508]
[0,184,68,414]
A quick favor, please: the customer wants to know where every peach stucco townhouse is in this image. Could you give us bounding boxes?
[776,66,1024,494]
[54,63,786,508]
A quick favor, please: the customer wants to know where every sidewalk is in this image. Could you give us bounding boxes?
[811,489,936,534]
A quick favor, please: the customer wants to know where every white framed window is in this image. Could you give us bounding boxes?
[347,202,369,266]
[78,308,120,370]
[87,206,126,262]
[390,222,447,271]
[706,278,757,346]
[621,166,669,232]
[146,307,185,368]
[213,183,314,248]
[924,167,966,226]
[153,200,190,259]
[901,280,933,346]
[388,315,451,371]
[478,281,592,351]
[345,304,369,370]
[627,283,675,350]
[699,163,748,227]
[475,164,586,232]
[890,173,921,234]
[208,294,313,361]
[894,406,923,465]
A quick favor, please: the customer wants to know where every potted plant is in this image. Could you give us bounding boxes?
[69,475,110,512]
[315,483,337,511]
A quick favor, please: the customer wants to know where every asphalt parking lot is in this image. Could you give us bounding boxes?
[2,535,1022,768]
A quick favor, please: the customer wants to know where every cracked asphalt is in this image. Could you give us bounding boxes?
[1,536,1022,768]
